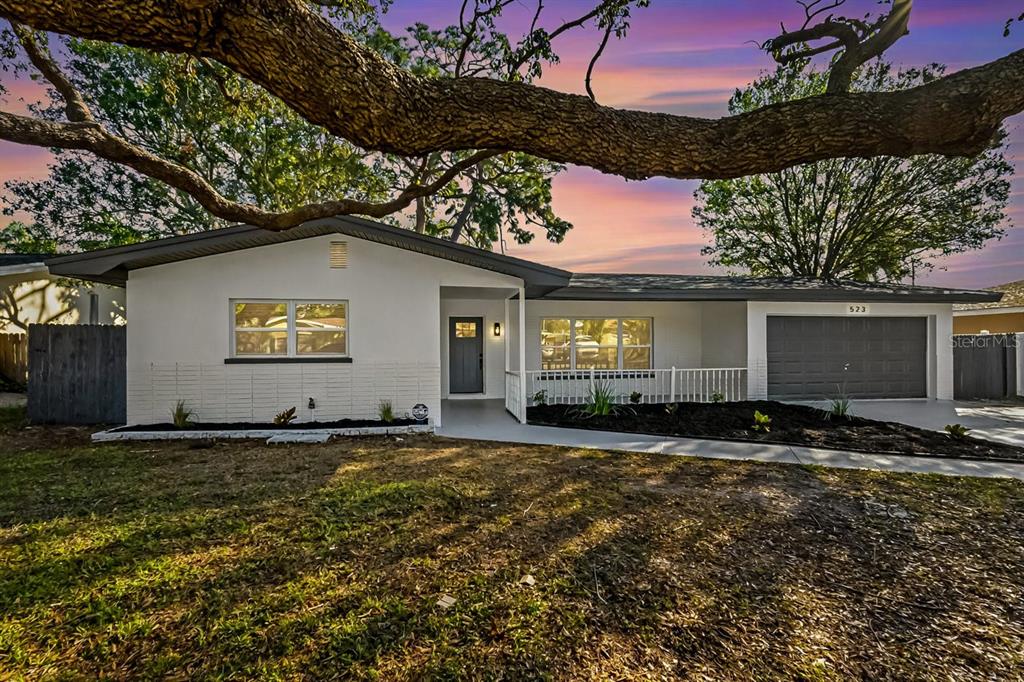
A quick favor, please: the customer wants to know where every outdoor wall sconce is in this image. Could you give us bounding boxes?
[493,322,502,337]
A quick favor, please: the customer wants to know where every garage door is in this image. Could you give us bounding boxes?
[767,316,927,399]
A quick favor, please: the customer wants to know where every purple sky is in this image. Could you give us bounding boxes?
[1,1,1022,287]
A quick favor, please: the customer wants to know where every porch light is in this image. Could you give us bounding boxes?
[493,322,502,337]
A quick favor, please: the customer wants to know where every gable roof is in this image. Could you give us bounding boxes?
[44,216,1000,304]
[542,273,1002,304]
[46,216,572,294]
[954,279,1024,311]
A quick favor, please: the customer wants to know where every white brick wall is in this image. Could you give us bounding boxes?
[128,362,441,425]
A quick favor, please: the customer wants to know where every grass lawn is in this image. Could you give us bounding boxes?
[1,407,1022,679]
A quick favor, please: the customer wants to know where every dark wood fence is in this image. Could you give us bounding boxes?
[28,324,126,424]
[0,332,28,386]
[953,333,1017,400]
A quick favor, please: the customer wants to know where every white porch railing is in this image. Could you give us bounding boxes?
[525,367,747,406]
[505,370,526,422]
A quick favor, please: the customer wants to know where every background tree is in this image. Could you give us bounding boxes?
[693,60,1013,282]
[0,7,576,253]
[0,0,1018,235]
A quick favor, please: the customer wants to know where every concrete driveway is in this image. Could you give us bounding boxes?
[821,399,1024,447]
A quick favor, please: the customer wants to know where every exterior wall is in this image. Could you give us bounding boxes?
[440,297,507,399]
[126,234,521,425]
[0,275,124,332]
[953,311,1024,335]
[745,301,955,400]
[700,301,747,368]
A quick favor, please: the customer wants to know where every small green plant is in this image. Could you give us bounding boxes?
[944,423,971,439]
[273,406,297,425]
[170,400,193,429]
[573,381,629,419]
[752,410,772,433]
[629,390,643,404]
[531,389,548,406]
[378,399,395,423]
[664,402,680,416]
[825,381,852,421]
[710,392,725,404]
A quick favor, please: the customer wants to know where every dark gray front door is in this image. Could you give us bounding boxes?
[767,316,927,399]
[449,317,484,393]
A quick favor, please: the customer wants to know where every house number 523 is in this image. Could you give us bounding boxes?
[847,304,869,314]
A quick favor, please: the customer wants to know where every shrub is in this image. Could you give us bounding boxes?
[825,383,852,421]
[664,402,680,416]
[944,423,971,439]
[629,391,643,404]
[710,392,725,404]
[573,380,629,419]
[531,389,548,406]
[170,400,194,429]
[826,397,852,421]
[273,407,297,425]
[378,400,395,423]
[752,410,772,433]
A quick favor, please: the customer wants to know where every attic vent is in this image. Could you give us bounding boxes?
[329,241,349,268]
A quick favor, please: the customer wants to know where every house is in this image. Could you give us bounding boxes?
[46,216,1000,427]
[0,254,124,332]
[953,279,1024,334]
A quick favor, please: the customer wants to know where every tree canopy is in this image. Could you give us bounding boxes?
[0,0,1021,234]
[694,60,1013,282]
[1,10,572,252]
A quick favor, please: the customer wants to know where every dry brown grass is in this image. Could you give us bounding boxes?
[0,409,1022,679]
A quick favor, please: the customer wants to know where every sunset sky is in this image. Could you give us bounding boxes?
[1,1,1022,288]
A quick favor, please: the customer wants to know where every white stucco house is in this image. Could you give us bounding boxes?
[46,216,1000,427]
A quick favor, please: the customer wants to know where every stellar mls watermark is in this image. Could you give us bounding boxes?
[950,334,1018,349]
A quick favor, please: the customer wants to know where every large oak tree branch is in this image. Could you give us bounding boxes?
[0,0,1022,184]
[0,111,497,229]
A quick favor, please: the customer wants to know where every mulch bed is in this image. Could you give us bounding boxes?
[528,400,1024,463]
[115,417,421,432]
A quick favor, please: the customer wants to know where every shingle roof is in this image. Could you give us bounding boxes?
[954,279,1024,311]
[43,216,1000,304]
[539,273,1001,304]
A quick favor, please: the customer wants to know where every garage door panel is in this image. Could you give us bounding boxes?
[767,316,927,399]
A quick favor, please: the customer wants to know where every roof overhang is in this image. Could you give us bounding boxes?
[46,215,572,292]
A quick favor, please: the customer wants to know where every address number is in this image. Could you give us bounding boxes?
[847,304,870,314]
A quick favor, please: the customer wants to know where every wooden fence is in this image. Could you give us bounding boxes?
[28,324,126,424]
[0,332,28,386]
[952,333,1017,400]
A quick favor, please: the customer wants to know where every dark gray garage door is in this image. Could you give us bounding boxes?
[767,316,927,399]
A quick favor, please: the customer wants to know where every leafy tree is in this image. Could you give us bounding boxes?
[1,10,570,252]
[0,1,1020,234]
[693,60,1012,281]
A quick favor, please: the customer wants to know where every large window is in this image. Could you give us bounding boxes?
[541,318,651,370]
[232,300,347,357]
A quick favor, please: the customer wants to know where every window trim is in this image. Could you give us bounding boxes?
[540,317,652,370]
[230,298,349,359]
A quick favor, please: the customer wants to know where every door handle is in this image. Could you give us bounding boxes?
[479,353,484,369]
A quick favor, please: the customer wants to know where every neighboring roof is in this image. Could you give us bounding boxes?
[0,253,49,266]
[44,217,1000,304]
[46,216,572,294]
[0,253,50,279]
[540,273,1003,304]
[954,279,1024,311]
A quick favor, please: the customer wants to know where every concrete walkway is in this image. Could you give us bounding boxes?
[437,399,1024,481]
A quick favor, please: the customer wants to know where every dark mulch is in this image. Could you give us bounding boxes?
[115,417,421,432]
[529,400,1024,463]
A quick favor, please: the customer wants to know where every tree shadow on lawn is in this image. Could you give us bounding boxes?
[0,433,1022,679]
